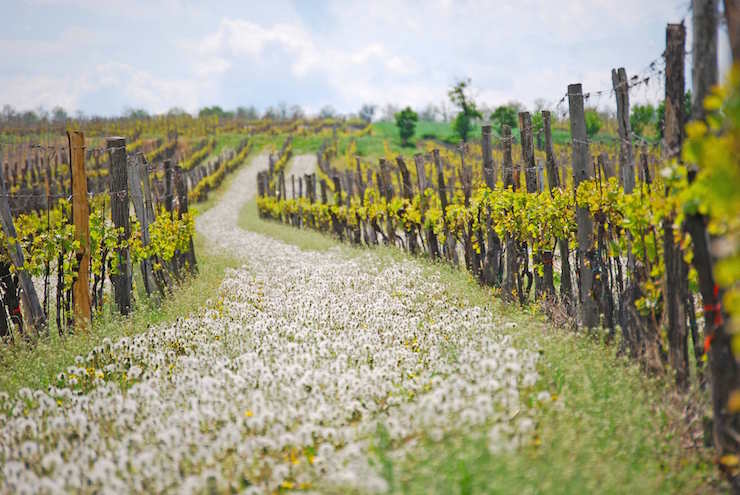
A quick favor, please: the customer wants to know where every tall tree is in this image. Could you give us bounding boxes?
[448,79,482,142]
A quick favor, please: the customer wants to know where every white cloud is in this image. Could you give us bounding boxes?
[2,0,705,115]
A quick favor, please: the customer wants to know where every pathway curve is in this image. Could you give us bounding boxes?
[1,153,540,494]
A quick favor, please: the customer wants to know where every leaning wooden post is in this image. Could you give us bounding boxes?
[127,155,159,298]
[108,137,131,315]
[567,83,599,329]
[68,130,92,330]
[612,67,635,192]
[0,146,46,334]
[662,23,690,389]
[174,165,198,275]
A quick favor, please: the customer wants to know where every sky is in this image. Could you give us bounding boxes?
[0,0,733,117]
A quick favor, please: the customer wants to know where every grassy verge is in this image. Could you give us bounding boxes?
[238,200,337,252]
[238,199,721,494]
[0,147,264,397]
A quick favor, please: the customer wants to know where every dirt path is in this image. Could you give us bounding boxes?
[2,153,538,494]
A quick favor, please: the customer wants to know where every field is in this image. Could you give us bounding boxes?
[1,4,739,494]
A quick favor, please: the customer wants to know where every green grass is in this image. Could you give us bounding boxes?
[237,200,338,252]
[238,204,721,494]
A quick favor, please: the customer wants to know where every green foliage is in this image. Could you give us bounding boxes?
[631,104,656,137]
[490,105,518,133]
[449,79,483,142]
[585,109,602,138]
[394,107,419,147]
[532,112,544,138]
[683,67,740,336]
[198,106,234,120]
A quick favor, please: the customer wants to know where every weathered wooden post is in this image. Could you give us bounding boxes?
[278,170,286,201]
[481,124,501,286]
[519,112,539,301]
[519,112,538,193]
[107,137,131,315]
[0,146,46,335]
[379,159,395,246]
[164,159,174,214]
[67,130,92,330]
[568,84,599,329]
[501,124,518,301]
[174,165,197,275]
[331,175,344,240]
[257,171,265,200]
[661,23,691,390]
[692,0,719,122]
[414,153,438,258]
[612,67,635,192]
[320,179,328,205]
[127,155,159,298]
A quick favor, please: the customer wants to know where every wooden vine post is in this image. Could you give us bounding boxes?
[68,130,91,329]
[433,149,453,263]
[501,124,518,301]
[612,67,635,192]
[414,153,438,259]
[0,145,46,335]
[481,124,501,287]
[107,137,131,315]
[174,165,197,275]
[519,111,539,300]
[127,154,159,298]
[567,83,599,329]
[662,23,690,389]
